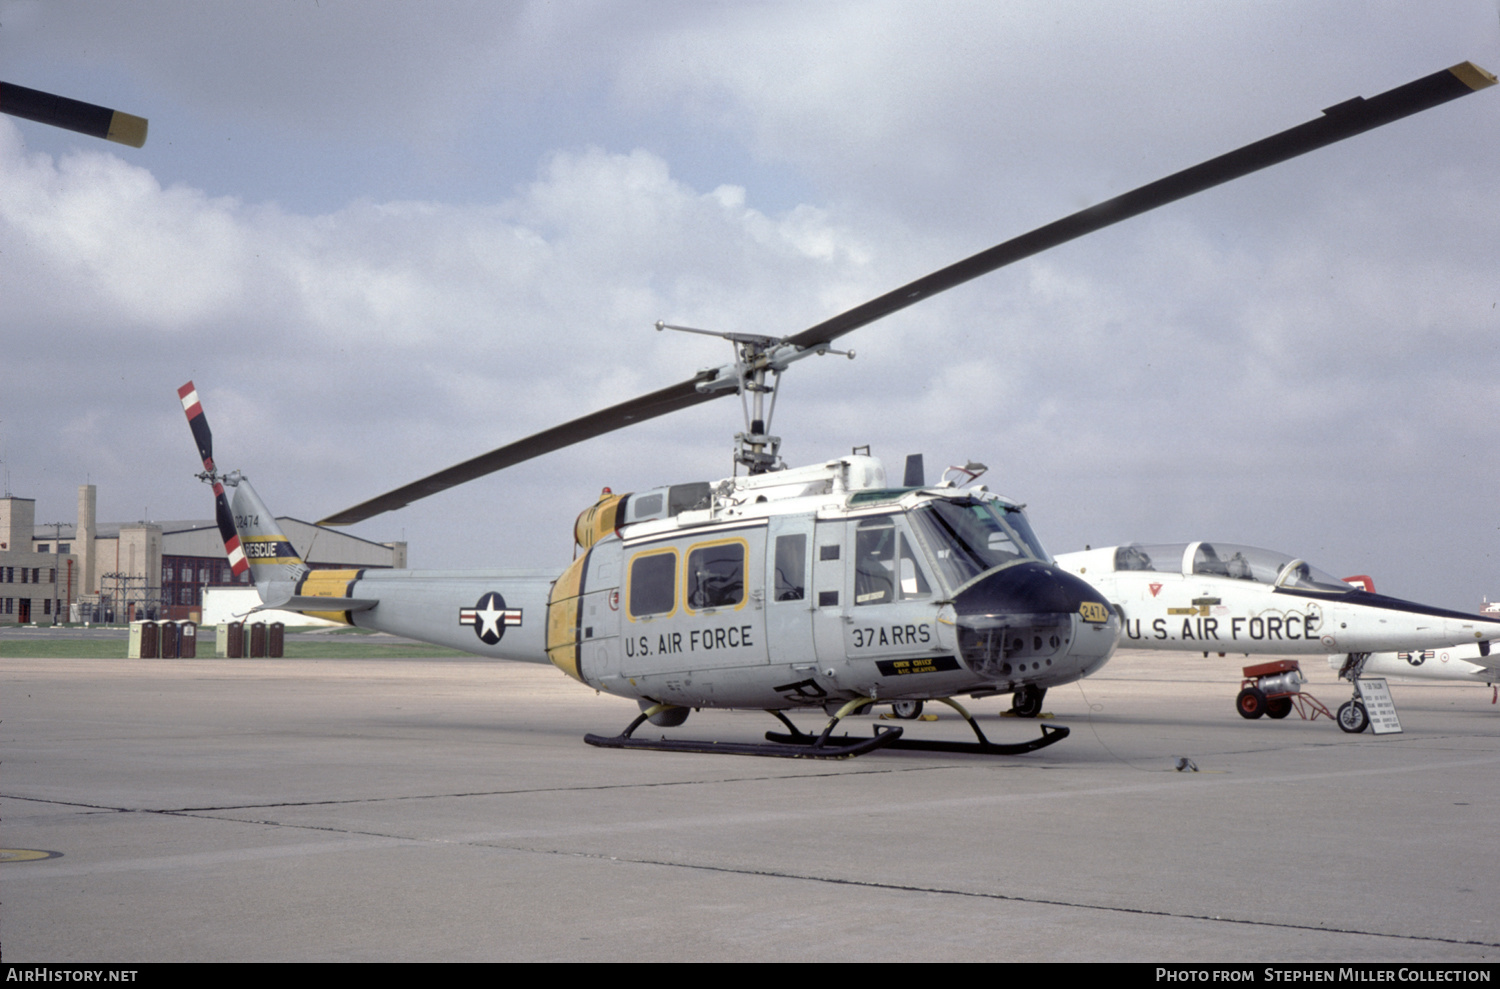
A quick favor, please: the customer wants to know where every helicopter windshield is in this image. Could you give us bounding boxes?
[1113,542,1352,592]
[908,496,1049,591]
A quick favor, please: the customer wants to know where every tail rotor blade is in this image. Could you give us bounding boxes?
[178,380,247,576]
[213,481,249,577]
[178,381,215,472]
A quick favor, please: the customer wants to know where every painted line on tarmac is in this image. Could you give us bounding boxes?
[8,752,1496,880]
[1,834,416,879]
[540,847,1500,952]
[398,751,1500,844]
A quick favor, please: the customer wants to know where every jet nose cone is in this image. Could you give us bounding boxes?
[952,562,1118,682]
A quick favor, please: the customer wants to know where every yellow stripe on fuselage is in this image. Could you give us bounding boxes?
[546,554,589,681]
[295,569,364,626]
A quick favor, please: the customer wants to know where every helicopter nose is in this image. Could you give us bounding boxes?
[952,562,1119,682]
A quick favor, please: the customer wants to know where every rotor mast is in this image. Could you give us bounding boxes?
[656,321,854,474]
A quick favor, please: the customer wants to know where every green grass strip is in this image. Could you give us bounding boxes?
[0,638,472,659]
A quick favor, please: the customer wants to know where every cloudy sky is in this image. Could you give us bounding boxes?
[2,1,1496,611]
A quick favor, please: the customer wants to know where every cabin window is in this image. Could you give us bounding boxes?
[628,551,677,618]
[687,541,745,611]
[773,535,806,602]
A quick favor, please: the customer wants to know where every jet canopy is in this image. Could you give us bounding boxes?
[1112,542,1352,593]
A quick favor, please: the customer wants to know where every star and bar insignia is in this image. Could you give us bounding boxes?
[460,592,523,645]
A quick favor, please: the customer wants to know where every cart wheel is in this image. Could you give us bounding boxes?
[1236,687,1267,719]
[892,700,924,720]
[1337,700,1369,734]
[1265,696,1293,720]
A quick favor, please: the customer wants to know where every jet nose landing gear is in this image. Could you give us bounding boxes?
[1336,700,1370,734]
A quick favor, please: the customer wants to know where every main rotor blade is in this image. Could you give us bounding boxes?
[318,373,719,526]
[785,61,1495,350]
[320,61,1494,528]
[0,82,148,147]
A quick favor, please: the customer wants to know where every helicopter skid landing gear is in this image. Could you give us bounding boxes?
[765,696,1069,756]
[584,704,903,759]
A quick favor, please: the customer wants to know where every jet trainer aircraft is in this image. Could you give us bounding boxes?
[1055,542,1499,731]
[1055,542,1500,657]
[1327,642,1500,695]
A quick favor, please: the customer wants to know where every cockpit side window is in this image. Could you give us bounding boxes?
[855,517,896,605]
[899,534,931,599]
[854,517,933,606]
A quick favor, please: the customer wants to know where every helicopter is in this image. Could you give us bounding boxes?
[182,62,1494,759]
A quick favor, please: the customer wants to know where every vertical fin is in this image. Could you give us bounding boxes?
[227,478,306,586]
